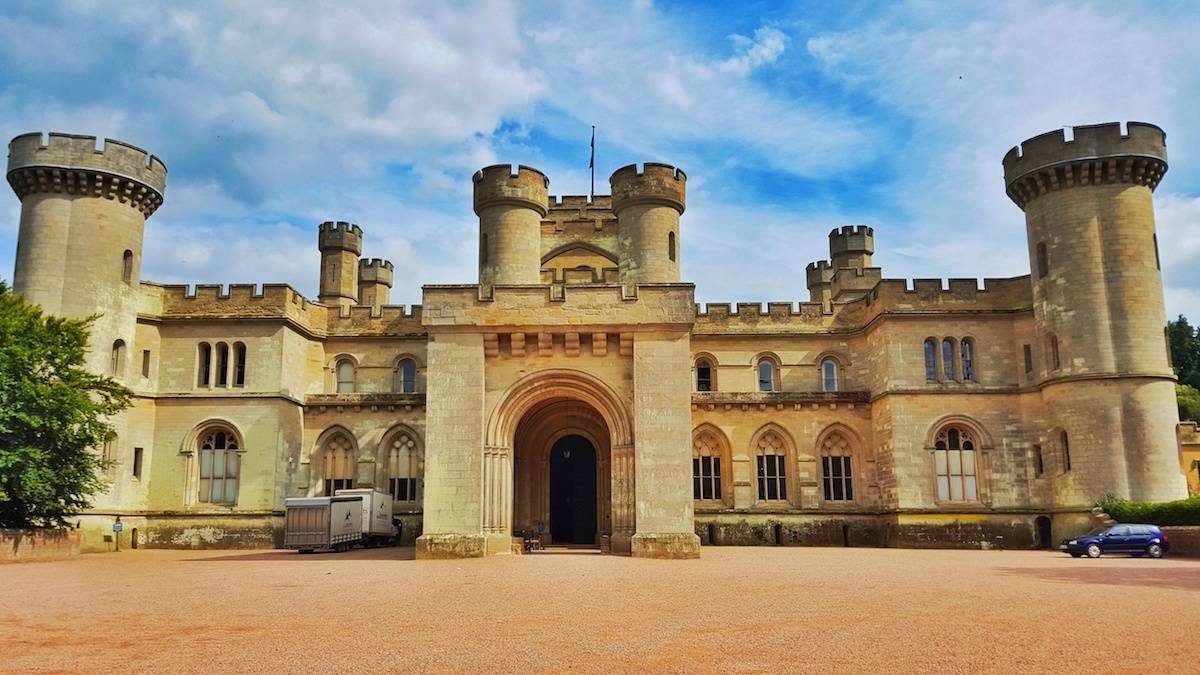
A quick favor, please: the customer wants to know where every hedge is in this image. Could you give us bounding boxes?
[1097,496,1200,526]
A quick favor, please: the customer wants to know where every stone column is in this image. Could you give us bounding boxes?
[630,331,701,558]
[610,443,635,554]
[481,446,513,552]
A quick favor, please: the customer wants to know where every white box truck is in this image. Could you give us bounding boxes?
[283,495,363,553]
[334,488,398,547]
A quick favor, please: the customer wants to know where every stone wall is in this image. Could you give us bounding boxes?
[1,529,81,562]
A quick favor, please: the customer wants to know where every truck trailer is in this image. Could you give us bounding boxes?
[283,496,363,553]
[334,488,398,547]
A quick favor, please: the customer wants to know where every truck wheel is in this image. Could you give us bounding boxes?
[299,549,313,555]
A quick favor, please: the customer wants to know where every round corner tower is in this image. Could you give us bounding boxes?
[6,132,167,376]
[473,164,548,291]
[610,163,686,285]
[317,221,363,307]
[1004,121,1186,503]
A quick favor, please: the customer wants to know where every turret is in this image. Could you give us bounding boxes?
[7,132,166,376]
[358,258,394,308]
[1003,121,1185,504]
[829,225,874,271]
[805,260,832,308]
[473,164,548,292]
[318,221,363,308]
[610,163,686,286]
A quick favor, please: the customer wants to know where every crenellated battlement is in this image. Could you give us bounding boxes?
[549,194,613,210]
[805,260,833,287]
[358,258,394,285]
[317,220,363,254]
[473,164,550,217]
[828,225,874,256]
[6,132,167,215]
[609,163,686,214]
[1003,122,1168,209]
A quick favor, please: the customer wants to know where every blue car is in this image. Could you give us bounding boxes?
[1061,523,1169,558]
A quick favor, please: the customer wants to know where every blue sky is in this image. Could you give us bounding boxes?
[2,0,1199,319]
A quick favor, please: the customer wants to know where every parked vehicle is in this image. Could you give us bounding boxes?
[334,488,399,547]
[284,496,364,553]
[1061,523,1169,559]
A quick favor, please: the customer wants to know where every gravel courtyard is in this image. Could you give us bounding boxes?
[2,546,1198,673]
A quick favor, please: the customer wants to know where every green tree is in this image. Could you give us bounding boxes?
[0,282,131,528]
[1179,384,1200,423]
[1168,315,1200,389]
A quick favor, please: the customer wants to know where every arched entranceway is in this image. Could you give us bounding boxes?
[549,435,597,544]
[1035,516,1053,549]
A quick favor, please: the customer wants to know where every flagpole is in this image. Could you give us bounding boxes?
[590,125,596,201]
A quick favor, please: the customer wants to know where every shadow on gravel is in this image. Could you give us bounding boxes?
[185,547,417,562]
[996,564,1200,591]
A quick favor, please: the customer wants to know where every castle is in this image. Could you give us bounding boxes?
[4,122,1191,558]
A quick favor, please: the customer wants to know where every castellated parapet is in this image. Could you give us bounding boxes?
[828,225,874,271]
[474,164,549,290]
[358,257,394,308]
[1003,122,1167,210]
[610,163,687,285]
[7,132,167,216]
[805,260,832,306]
[318,221,364,308]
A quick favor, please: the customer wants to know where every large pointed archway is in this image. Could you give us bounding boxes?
[483,369,634,553]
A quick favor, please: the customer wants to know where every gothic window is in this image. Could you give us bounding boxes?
[934,426,978,501]
[821,358,839,392]
[394,358,417,394]
[215,343,229,387]
[110,340,126,378]
[695,357,714,392]
[820,431,854,501]
[122,250,133,284]
[323,433,355,495]
[757,357,778,392]
[197,343,212,387]
[1060,431,1071,472]
[387,430,420,503]
[941,338,957,381]
[335,359,355,394]
[233,343,247,387]
[198,428,240,504]
[668,231,677,262]
[1036,242,1048,278]
[1048,334,1061,371]
[692,427,727,503]
[755,429,788,501]
[960,339,975,382]
[924,338,938,382]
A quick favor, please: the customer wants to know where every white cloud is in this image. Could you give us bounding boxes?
[719,27,788,75]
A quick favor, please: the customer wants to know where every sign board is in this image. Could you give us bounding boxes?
[112,522,124,533]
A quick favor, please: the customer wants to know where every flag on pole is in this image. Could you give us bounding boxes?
[589,125,596,200]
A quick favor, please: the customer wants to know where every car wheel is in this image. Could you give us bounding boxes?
[1147,543,1164,558]
[1086,543,1102,558]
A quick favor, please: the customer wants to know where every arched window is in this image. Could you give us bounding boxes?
[668,231,677,262]
[754,428,788,502]
[695,357,714,392]
[386,429,420,502]
[821,358,839,392]
[394,358,417,394]
[960,338,975,382]
[1036,242,1048,278]
[232,343,247,387]
[923,338,938,382]
[215,343,229,387]
[198,428,240,504]
[197,343,212,387]
[692,427,728,503]
[122,250,133,284]
[820,431,854,502]
[941,338,957,381]
[110,340,126,378]
[757,358,777,392]
[335,359,355,394]
[322,432,355,495]
[934,426,978,501]
[1060,430,1071,472]
[1048,334,1061,371]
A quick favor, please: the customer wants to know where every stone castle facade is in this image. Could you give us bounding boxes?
[4,122,1191,558]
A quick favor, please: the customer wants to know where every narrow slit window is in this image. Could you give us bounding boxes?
[110,340,126,378]
[132,447,143,479]
[942,338,957,381]
[924,338,938,381]
[215,344,229,387]
[198,343,212,387]
[1061,431,1071,472]
[1023,344,1033,374]
[960,339,975,382]
[1049,334,1061,371]
[668,231,677,262]
[233,343,246,387]
[122,250,134,284]
[141,349,151,378]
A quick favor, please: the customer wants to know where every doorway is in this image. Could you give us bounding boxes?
[1035,516,1052,549]
[549,435,597,545]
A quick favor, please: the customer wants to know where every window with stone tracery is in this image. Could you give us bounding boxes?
[322,433,355,495]
[755,430,788,501]
[198,428,240,504]
[387,430,420,503]
[692,428,725,502]
[820,432,854,501]
[934,426,977,501]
